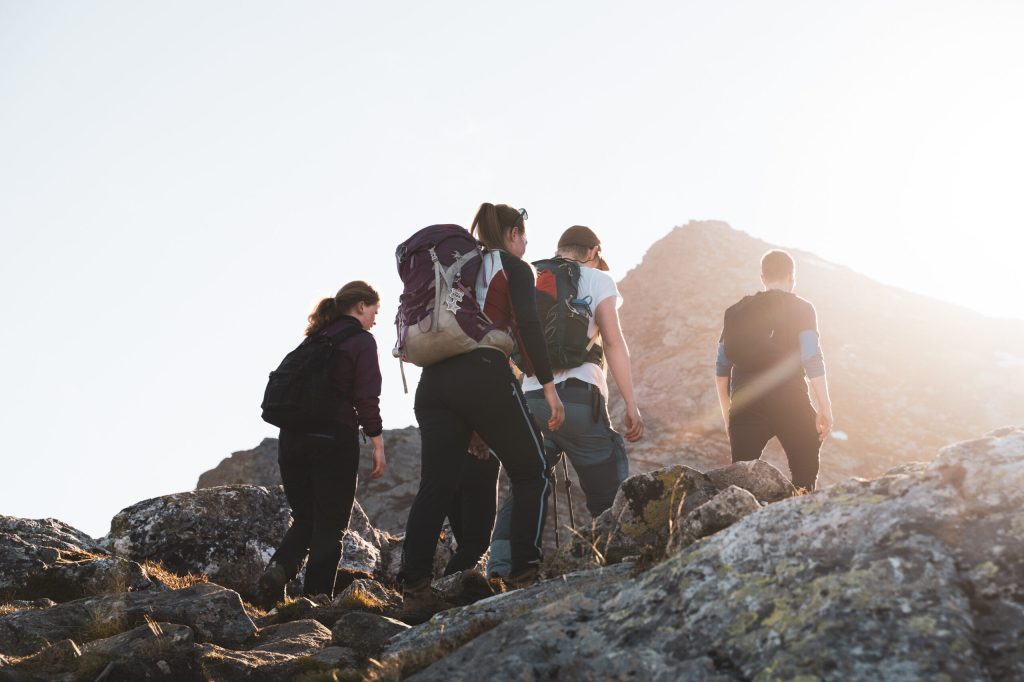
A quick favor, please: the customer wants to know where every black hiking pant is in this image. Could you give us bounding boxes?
[444,452,500,575]
[401,348,550,585]
[269,425,360,597]
[729,390,821,490]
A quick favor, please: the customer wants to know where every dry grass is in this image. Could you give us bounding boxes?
[0,602,32,616]
[141,560,208,590]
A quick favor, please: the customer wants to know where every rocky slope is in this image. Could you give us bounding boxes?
[612,221,1024,484]
[2,427,1022,680]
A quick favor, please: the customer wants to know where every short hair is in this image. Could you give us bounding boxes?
[761,250,795,280]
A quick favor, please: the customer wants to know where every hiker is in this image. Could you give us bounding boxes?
[715,249,833,490]
[398,202,564,620]
[488,225,645,578]
[256,281,387,607]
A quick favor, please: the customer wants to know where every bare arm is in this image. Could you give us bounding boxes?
[808,374,833,441]
[716,375,731,438]
[595,297,644,441]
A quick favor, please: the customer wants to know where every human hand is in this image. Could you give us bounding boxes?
[624,403,645,442]
[468,432,490,460]
[370,440,386,479]
[543,384,565,431]
[816,408,833,442]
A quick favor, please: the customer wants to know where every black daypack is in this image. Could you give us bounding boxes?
[721,293,784,371]
[260,324,363,431]
[530,258,603,371]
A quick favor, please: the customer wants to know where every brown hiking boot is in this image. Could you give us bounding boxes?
[399,578,452,625]
[505,564,540,590]
[454,568,499,604]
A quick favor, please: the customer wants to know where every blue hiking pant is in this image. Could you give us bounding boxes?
[488,378,628,577]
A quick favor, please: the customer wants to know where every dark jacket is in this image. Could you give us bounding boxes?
[322,315,383,437]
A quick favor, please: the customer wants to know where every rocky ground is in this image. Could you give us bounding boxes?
[2,426,1022,680]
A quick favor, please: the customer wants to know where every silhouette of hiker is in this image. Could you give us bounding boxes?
[715,250,833,490]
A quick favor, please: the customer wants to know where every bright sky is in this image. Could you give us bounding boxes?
[2,1,1022,538]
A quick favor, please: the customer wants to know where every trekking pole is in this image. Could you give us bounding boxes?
[550,463,560,550]
[562,457,576,534]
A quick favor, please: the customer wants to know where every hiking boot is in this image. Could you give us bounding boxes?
[454,568,498,604]
[505,564,540,590]
[255,562,288,611]
[399,578,452,625]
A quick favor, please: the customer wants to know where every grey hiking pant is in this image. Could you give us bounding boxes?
[488,378,628,577]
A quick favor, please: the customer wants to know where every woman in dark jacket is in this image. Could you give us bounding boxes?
[257,281,386,606]
[400,203,564,621]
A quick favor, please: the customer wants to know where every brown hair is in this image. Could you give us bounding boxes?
[470,202,525,251]
[761,249,795,281]
[305,280,380,336]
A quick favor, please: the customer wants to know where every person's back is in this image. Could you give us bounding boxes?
[715,250,833,491]
[489,225,644,579]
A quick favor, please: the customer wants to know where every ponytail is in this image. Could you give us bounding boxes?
[305,280,380,336]
[470,202,525,251]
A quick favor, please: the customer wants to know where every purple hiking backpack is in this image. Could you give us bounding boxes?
[393,225,514,376]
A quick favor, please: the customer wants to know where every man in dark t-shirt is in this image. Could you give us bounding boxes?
[714,250,834,490]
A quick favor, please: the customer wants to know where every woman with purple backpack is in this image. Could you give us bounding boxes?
[399,203,565,622]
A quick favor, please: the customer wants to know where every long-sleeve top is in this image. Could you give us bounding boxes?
[323,315,383,437]
[477,249,554,385]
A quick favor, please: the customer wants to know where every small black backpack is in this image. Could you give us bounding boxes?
[722,293,783,371]
[260,325,363,431]
[531,258,604,371]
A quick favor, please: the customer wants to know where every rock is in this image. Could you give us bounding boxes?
[332,579,402,613]
[378,525,457,585]
[197,427,424,534]
[100,486,290,604]
[0,583,255,658]
[381,563,634,676]
[197,438,280,489]
[0,516,150,603]
[572,465,721,565]
[82,621,194,657]
[309,645,359,668]
[332,611,409,659]
[101,485,389,602]
[195,644,301,681]
[405,427,1024,681]
[705,459,797,503]
[668,485,762,553]
[252,619,332,656]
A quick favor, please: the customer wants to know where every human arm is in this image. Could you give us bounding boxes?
[715,338,732,437]
[369,434,386,479]
[798,307,831,441]
[351,332,385,438]
[595,297,643,441]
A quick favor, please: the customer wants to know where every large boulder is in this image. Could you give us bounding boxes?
[668,484,762,553]
[0,583,255,658]
[403,427,1024,681]
[101,485,392,601]
[0,516,150,603]
[381,563,634,677]
[570,465,722,565]
[705,459,798,503]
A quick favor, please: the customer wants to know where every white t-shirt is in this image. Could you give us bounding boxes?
[522,265,621,399]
